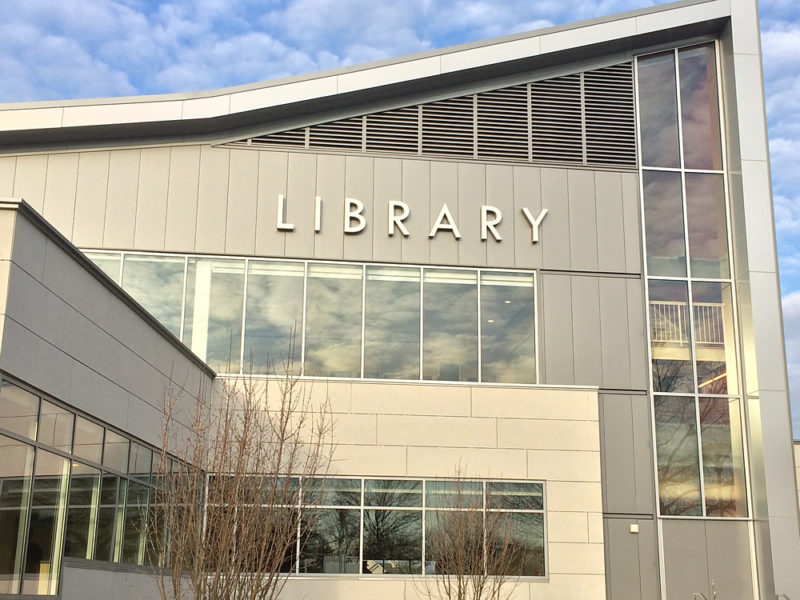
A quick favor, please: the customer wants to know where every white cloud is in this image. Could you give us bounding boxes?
[782,291,800,434]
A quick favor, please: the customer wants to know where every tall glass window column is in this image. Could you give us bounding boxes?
[637,42,748,519]
[83,252,538,385]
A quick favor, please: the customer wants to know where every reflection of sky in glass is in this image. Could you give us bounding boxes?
[85,252,121,283]
[423,270,478,382]
[244,261,304,374]
[685,173,729,279]
[680,45,722,170]
[693,282,737,395]
[700,397,747,517]
[122,254,185,337]
[638,52,680,168]
[364,267,420,380]
[37,400,73,453]
[183,258,245,373]
[304,263,362,377]
[480,273,535,384]
[654,395,702,516]
[649,280,694,393]
[72,416,103,464]
[643,170,685,277]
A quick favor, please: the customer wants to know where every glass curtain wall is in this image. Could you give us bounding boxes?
[0,380,166,595]
[638,43,747,518]
[85,252,537,385]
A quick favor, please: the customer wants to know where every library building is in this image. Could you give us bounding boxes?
[0,0,798,598]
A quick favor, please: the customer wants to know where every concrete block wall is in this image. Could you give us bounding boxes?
[224,378,605,600]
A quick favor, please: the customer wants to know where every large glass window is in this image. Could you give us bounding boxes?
[37,401,73,454]
[679,45,722,171]
[304,264,363,378]
[0,435,34,595]
[654,396,702,516]
[244,261,304,374]
[23,450,69,595]
[638,51,680,168]
[423,270,478,382]
[64,463,100,560]
[184,258,246,372]
[685,173,729,279]
[693,282,737,395]
[700,397,747,517]
[121,254,185,337]
[364,267,420,380]
[480,272,536,383]
[84,252,121,283]
[649,281,693,393]
[0,382,39,440]
[643,171,686,277]
[72,417,103,464]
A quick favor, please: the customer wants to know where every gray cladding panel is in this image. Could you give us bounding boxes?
[599,393,655,515]
[73,152,110,248]
[540,273,574,384]
[604,517,659,600]
[571,275,602,385]
[662,520,710,599]
[6,146,642,277]
[0,156,16,197]
[705,521,754,600]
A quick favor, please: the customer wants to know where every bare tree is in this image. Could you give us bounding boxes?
[149,369,334,600]
[416,475,525,600]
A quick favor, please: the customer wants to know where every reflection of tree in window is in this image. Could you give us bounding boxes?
[654,396,702,516]
[363,509,422,574]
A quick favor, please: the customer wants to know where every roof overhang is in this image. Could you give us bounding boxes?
[0,0,731,151]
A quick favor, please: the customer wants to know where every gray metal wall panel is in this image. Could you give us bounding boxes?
[164,146,200,252]
[313,154,345,260]
[429,161,459,265]
[627,278,648,390]
[599,277,631,390]
[42,153,79,237]
[401,160,430,264]
[344,155,374,261]
[568,169,598,271]
[284,153,317,259]
[541,167,570,270]
[256,151,288,258]
[705,521,754,600]
[540,273,574,384]
[103,149,140,250]
[630,395,656,511]
[621,171,641,273]
[595,171,626,273]
[134,147,170,251]
[485,164,515,267]
[0,156,16,197]
[571,275,602,385]
[512,166,542,270]
[604,517,659,600]
[372,158,403,263]
[73,151,110,249]
[12,154,47,213]
[662,520,710,599]
[225,149,259,256]
[457,162,486,266]
[194,146,229,253]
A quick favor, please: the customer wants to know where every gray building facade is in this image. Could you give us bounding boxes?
[0,0,798,598]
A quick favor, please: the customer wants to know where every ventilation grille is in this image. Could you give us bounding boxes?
[230,61,637,168]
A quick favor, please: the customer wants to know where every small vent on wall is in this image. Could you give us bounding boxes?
[230,61,637,168]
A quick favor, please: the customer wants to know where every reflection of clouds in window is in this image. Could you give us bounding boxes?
[84,252,121,283]
[304,263,362,378]
[364,267,420,380]
[121,255,185,337]
[686,173,729,279]
[244,261,304,374]
[679,45,722,171]
[638,52,680,168]
[423,270,478,382]
[480,273,535,384]
[654,395,702,516]
[643,171,685,277]
[183,258,245,373]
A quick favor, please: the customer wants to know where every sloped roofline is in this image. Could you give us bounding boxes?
[0,0,729,141]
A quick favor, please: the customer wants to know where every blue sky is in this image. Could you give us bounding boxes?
[1,0,799,431]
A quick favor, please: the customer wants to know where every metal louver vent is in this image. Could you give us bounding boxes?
[584,63,636,166]
[531,75,583,163]
[229,62,637,168]
[366,106,419,153]
[309,117,363,150]
[477,85,529,160]
[422,96,475,156]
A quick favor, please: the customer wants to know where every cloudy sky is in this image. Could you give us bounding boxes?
[2,0,799,430]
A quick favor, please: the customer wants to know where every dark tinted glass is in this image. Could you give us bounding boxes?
[638,51,680,167]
